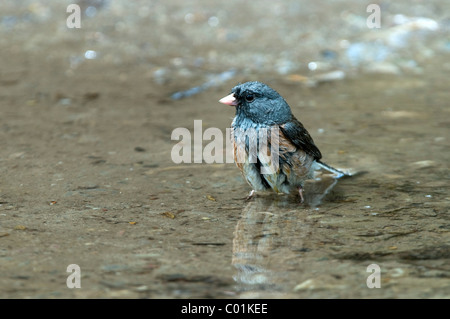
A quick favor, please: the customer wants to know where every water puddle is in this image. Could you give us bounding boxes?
[0,0,448,298]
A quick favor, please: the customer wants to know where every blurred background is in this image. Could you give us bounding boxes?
[2,0,448,87]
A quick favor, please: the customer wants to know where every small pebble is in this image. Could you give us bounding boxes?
[84,50,97,60]
[294,279,315,291]
[411,160,435,168]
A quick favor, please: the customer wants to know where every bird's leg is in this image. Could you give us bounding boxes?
[298,186,305,204]
[245,190,256,201]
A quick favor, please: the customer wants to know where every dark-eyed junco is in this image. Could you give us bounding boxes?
[219,81,348,203]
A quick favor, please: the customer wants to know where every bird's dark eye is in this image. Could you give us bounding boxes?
[245,93,254,102]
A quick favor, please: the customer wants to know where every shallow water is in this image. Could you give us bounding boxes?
[0,0,449,298]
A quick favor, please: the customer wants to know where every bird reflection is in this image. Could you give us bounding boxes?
[231,175,339,297]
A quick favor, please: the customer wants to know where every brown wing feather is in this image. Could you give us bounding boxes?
[277,127,314,181]
[279,118,322,160]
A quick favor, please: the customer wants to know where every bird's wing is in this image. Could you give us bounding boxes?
[279,118,322,160]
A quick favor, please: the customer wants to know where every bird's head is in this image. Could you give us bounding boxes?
[219,81,292,125]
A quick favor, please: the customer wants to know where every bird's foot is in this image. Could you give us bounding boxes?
[245,190,256,201]
[298,187,305,204]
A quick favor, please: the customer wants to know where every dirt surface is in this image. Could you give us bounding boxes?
[0,1,449,299]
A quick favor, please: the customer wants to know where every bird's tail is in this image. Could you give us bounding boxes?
[315,160,350,179]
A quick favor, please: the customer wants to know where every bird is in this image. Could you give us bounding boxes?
[219,81,348,203]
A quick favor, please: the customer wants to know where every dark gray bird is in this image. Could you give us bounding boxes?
[219,81,347,202]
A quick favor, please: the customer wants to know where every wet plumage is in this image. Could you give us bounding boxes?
[219,81,345,202]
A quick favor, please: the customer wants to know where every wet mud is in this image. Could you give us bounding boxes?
[0,0,449,298]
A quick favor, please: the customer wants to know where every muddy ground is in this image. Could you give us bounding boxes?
[0,1,449,298]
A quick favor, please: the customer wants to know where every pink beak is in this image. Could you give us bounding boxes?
[219,93,238,106]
